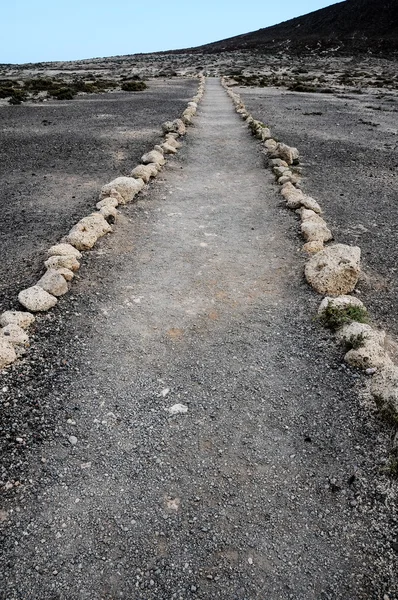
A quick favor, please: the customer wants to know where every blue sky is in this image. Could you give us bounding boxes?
[1,0,340,64]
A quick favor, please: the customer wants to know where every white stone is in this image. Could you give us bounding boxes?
[96,197,119,210]
[141,150,165,166]
[45,255,80,272]
[336,322,390,369]
[99,205,117,221]
[0,311,35,329]
[18,285,58,312]
[131,164,158,183]
[0,338,17,369]
[66,213,112,251]
[261,127,272,141]
[100,177,145,204]
[162,119,186,136]
[161,142,178,155]
[281,183,305,209]
[270,159,289,168]
[273,166,290,178]
[37,269,69,296]
[166,404,188,415]
[47,243,82,259]
[1,324,29,346]
[318,295,365,316]
[165,135,182,149]
[301,216,332,243]
[300,196,322,214]
[305,244,361,296]
[276,143,300,165]
[278,174,299,186]
[264,139,278,153]
[55,267,74,282]
[302,241,324,254]
[371,364,398,419]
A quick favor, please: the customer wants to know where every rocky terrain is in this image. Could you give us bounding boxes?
[181,0,398,56]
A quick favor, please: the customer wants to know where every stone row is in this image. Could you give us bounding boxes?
[221,76,398,423]
[0,76,206,371]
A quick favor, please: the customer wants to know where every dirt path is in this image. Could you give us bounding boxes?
[1,78,397,599]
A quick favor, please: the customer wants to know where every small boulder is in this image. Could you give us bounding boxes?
[300,196,322,214]
[336,322,390,369]
[371,364,398,419]
[273,166,290,179]
[99,205,118,223]
[161,142,178,155]
[141,150,165,166]
[0,311,35,329]
[18,286,58,312]
[131,164,158,183]
[278,174,301,186]
[100,177,145,204]
[55,267,74,282]
[305,244,361,296]
[162,119,186,136]
[276,143,300,165]
[302,241,324,254]
[301,216,333,243]
[1,324,29,346]
[318,295,365,316]
[96,197,119,210]
[270,159,289,168]
[66,213,112,251]
[45,255,80,271]
[261,127,272,141]
[37,269,69,296]
[0,338,17,369]
[264,139,278,153]
[165,135,182,149]
[281,183,305,209]
[47,243,82,259]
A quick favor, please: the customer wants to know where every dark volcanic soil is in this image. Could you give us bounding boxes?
[0,78,197,311]
[187,0,398,55]
[238,86,398,341]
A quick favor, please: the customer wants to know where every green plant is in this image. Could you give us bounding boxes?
[344,332,367,351]
[8,89,28,104]
[318,304,369,332]
[50,87,76,100]
[121,80,147,92]
[381,457,398,478]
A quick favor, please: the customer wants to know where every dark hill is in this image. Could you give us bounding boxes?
[182,0,398,56]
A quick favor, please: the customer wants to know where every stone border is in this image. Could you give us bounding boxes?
[221,77,398,424]
[0,76,206,371]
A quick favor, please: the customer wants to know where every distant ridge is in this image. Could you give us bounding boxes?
[177,0,398,56]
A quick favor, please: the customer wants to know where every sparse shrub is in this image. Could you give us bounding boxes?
[8,89,28,104]
[50,87,76,100]
[318,304,369,332]
[381,457,398,478]
[121,80,147,91]
[0,85,17,99]
[344,332,367,351]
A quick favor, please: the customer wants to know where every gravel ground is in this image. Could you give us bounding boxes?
[0,78,397,599]
[0,78,197,311]
[238,86,398,341]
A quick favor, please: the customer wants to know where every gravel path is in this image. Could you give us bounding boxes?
[0,79,197,311]
[0,79,397,599]
[238,86,398,340]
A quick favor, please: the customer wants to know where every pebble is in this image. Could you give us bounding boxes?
[68,435,78,446]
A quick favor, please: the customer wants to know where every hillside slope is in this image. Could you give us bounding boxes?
[184,0,398,55]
